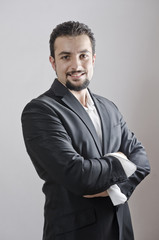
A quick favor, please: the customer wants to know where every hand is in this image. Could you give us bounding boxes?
[83,190,109,198]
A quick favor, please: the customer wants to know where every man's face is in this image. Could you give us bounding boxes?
[49,35,96,91]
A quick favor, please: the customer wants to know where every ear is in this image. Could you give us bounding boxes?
[49,56,56,71]
[92,54,96,65]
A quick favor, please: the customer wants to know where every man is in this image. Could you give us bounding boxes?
[21,21,150,240]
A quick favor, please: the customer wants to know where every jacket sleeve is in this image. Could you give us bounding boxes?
[116,108,151,199]
[21,100,128,196]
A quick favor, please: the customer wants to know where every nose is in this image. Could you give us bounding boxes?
[70,56,81,71]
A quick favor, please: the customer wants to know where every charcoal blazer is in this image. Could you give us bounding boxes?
[21,79,150,240]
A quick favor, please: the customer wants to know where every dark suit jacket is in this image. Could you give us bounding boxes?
[21,79,150,240]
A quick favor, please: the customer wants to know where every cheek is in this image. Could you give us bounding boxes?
[83,60,90,68]
[87,62,94,73]
[56,64,67,75]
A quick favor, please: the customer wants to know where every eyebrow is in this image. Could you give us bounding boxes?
[58,51,71,56]
[58,50,91,56]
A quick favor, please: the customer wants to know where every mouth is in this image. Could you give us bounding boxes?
[66,71,86,79]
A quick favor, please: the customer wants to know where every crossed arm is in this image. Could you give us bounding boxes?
[84,152,127,198]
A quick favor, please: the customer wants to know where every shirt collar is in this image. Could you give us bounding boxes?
[84,90,95,111]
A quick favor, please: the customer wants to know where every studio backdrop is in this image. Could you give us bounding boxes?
[1,0,158,239]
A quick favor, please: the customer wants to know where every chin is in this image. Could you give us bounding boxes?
[66,79,90,91]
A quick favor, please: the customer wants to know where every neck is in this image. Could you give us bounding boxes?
[69,89,87,107]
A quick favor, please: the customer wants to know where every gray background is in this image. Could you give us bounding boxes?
[1,0,158,239]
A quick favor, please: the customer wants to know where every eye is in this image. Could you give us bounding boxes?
[80,54,88,59]
[61,55,70,60]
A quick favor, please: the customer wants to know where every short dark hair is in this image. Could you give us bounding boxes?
[49,21,96,58]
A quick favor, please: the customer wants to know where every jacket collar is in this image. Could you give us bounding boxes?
[50,78,68,97]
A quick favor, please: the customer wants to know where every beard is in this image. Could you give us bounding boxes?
[66,78,90,91]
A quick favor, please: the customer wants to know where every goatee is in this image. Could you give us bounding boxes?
[66,79,90,91]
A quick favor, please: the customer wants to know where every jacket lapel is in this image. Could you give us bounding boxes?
[62,91,103,156]
[91,94,110,155]
[51,79,102,156]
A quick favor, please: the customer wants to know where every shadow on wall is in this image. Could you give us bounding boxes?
[129,76,158,240]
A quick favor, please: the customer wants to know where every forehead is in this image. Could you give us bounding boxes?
[54,35,92,54]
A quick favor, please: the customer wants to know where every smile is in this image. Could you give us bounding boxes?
[67,71,85,78]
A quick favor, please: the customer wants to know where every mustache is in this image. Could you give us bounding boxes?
[66,70,86,76]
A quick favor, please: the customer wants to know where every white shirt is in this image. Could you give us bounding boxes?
[83,90,136,205]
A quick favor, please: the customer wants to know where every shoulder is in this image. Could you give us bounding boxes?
[91,92,123,124]
[92,92,119,111]
[21,93,55,119]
